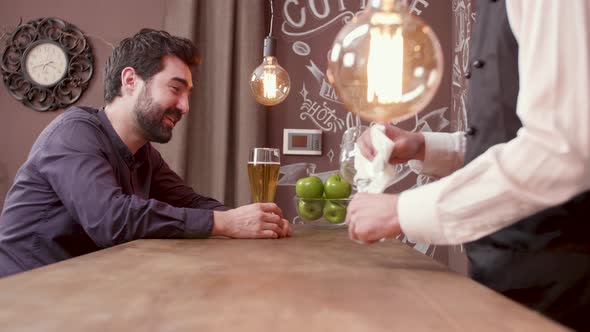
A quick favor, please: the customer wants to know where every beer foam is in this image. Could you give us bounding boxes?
[247,162,281,165]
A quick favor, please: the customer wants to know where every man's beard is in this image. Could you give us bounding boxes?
[133,85,183,143]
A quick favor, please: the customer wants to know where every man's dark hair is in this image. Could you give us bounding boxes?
[104,29,200,103]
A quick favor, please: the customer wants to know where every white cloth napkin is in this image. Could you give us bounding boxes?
[353,124,398,193]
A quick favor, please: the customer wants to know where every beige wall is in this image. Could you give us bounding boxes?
[0,0,168,208]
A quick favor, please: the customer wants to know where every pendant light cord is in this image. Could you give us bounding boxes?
[268,0,274,37]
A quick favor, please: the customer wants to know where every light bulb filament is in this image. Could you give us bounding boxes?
[250,55,291,106]
[367,26,404,104]
[263,66,277,99]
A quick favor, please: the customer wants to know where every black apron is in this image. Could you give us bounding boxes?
[463,1,590,330]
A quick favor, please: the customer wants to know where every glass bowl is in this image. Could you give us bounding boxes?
[292,197,351,228]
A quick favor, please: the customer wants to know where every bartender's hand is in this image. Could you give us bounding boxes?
[212,203,292,239]
[358,124,425,164]
[347,193,402,244]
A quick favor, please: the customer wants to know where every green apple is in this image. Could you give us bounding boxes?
[323,174,352,199]
[297,199,323,221]
[323,200,347,224]
[295,176,324,198]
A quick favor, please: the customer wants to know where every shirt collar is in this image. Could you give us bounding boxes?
[97,108,149,169]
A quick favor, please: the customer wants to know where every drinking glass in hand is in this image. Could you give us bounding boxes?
[248,148,281,203]
[339,125,368,189]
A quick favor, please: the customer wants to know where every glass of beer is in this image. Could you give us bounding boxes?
[248,148,281,203]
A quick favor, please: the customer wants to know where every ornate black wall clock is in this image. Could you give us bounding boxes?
[1,17,94,111]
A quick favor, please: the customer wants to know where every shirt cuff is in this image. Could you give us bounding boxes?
[418,132,463,178]
[183,208,215,237]
[397,176,450,244]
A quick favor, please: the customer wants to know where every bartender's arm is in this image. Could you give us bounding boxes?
[349,0,590,245]
[357,126,465,178]
[349,128,464,244]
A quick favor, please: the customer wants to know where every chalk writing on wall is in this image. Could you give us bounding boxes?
[275,0,453,259]
[299,83,345,132]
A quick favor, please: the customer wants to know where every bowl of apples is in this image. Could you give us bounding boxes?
[292,174,352,228]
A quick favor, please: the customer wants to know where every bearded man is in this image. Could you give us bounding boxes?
[0,29,291,278]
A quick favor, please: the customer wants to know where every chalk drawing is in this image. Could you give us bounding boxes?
[299,83,345,133]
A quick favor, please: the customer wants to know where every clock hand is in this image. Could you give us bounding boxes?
[32,60,54,69]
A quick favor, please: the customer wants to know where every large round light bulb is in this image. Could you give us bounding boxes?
[250,56,291,106]
[250,37,291,106]
[327,0,443,122]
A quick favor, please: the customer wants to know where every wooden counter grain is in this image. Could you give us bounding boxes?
[0,226,568,331]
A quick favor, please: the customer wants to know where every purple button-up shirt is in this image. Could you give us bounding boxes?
[0,106,227,277]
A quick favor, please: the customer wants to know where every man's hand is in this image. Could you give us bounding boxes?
[346,193,402,244]
[212,203,292,239]
[357,124,425,164]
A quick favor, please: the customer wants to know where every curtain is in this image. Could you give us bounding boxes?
[156,0,267,208]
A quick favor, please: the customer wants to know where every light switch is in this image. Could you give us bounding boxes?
[283,129,322,155]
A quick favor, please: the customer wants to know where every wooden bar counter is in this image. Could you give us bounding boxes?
[0,225,568,331]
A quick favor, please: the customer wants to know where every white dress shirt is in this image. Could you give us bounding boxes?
[398,0,590,245]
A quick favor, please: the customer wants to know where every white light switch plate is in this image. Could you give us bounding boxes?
[283,129,322,155]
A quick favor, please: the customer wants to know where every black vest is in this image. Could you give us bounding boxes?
[463,1,590,329]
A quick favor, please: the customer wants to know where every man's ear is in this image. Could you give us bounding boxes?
[120,67,140,96]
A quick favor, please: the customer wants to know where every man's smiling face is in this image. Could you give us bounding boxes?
[133,55,193,143]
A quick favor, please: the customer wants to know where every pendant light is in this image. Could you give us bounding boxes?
[327,0,443,122]
[250,0,291,106]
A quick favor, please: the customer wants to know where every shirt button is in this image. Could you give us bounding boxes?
[465,126,477,136]
[473,60,485,69]
[464,70,472,79]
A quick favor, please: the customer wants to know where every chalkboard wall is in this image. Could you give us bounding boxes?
[266,0,462,265]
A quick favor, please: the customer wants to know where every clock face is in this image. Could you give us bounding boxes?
[1,17,94,111]
[24,42,68,87]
